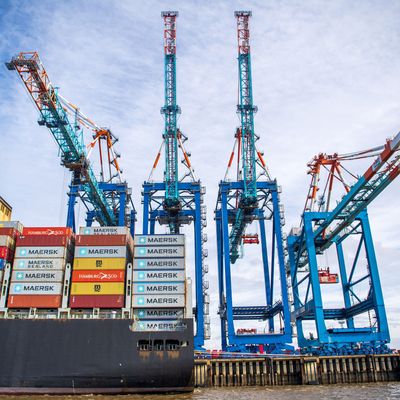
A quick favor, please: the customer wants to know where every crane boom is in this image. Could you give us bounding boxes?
[6,52,118,226]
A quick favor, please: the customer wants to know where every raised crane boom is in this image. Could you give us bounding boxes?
[6,52,129,228]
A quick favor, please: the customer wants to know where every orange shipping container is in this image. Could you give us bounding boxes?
[7,295,62,308]
[72,270,125,282]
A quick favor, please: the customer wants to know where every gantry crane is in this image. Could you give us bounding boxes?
[288,132,400,355]
[142,12,210,348]
[215,11,292,353]
[6,52,135,233]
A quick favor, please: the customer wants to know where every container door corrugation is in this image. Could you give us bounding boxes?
[9,282,63,295]
[132,282,185,295]
[73,257,126,270]
[132,294,186,308]
[15,246,69,259]
[134,246,185,258]
[133,258,185,270]
[71,282,125,295]
[74,246,127,258]
[70,294,125,308]
[72,270,125,282]
[134,234,185,246]
[133,270,185,282]
[7,295,62,308]
[11,270,65,283]
[13,258,67,270]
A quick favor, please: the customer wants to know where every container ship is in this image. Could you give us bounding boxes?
[0,221,194,394]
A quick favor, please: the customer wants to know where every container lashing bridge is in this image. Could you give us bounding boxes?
[6,52,135,233]
[142,12,210,349]
[215,11,292,354]
[288,132,400,355]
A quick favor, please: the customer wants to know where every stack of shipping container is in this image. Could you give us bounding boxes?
[8,227,73,308]
[0,221,22,286]
[132,234,187,331]
[70,226,133,308]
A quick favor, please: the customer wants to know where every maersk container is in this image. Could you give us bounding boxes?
[79,226,129,235]
[17,235,72,247]
[7,294,62,308]
[0,221,23,232]
[132,282,185,295]
[132,294,185,308]
[73,257,126,270]
[131,320,188,332]
[74,246,127,258]
[13,258,66,270]
[9,282,63,295]
[133,270,185,282]
[72,270,125,282]
[22,227,73,236]
[11,270,64,283]
[70,294,124,308]
[71,282,125,295]
[135,234,185,246]
[0,235,15,248]
[134,246,184,258]
[133,308,184,320]
[133,258,185,270]
[15,246,69,259]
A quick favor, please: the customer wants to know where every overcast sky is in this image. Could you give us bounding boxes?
[1,0,399,350]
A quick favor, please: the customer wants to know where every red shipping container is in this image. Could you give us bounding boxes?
[17,235,71,247]
[70,294,124,308]
[75,234,129,246]
[22,227,73,237]
[7,295,62,308]
[72,270,125,282]
[0,246,13,260]
[0,228,19,238]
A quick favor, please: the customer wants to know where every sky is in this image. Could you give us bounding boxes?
[0,0,400,350]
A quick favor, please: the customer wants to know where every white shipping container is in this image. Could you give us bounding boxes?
[9,282,63,295]
[134,246,184,258]
[15,246,68,259]
[74,246,127,258]
[13,258,66,270]
[133,270,185,282]
[133,258,185,270]
[11,270,64,283]
[79,226,130,235]
[135,234,185,246]
[133,282,185,295]
[133,308,184,320]
[132,294,185,308]
[0,236,14,248]
[131,320,188,332]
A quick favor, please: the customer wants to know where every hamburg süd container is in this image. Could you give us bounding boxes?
[22,227,73,236]
[11,270,64,283]
[9,282,63,295]
[133,270,185,282]
[134,246,185,258]
[72,270,125,282]
[13,258,66,270]
[69,294,124,308]
[72,257,126,270]
[7,294,62,308]
[133,308,184,320]
[132,294,185,308]
[15,246,69,259]
[133,258,185,270]
[79,226,129,235]
[132,282,185,295]
[74,246,127,258]
[135,234,185,246]
[70,282,125,295]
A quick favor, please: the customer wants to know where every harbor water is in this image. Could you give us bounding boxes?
[0,382,399,399]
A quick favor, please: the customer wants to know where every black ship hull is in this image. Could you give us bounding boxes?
[0,318,194,394]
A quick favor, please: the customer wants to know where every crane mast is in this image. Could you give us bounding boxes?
[6,52,134,231]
